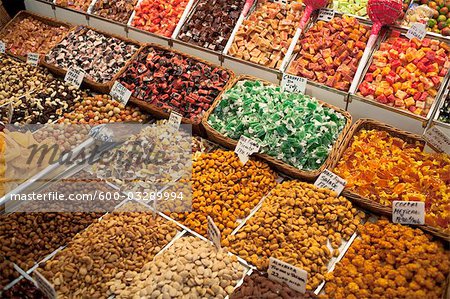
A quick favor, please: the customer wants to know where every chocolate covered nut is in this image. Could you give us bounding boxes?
[0,16,69,58]
[230,272,313,299]
[0,55,55,106]
[45,28,139,84]
[92,0,138,24]
[40,208,179,298]
[8,81,87,125]
[229,1,303,68]
[178,0,246,51]
[118,46,231,123]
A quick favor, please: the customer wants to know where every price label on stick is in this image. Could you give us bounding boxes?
[268,257,308,294]
[27,53,39,66]
[317,8,335,22]
[235,135,259,165]
[281,74,307,94]
[392,201,425,225]
[423,126,450,154]
[314,169,346,195]
[167,110,183,130]
[110,81,132,105]
[0,41,5,54]
[406,22,427,41]
[64,67,85,89]
[207,216,221,250]
[33,271,57,299]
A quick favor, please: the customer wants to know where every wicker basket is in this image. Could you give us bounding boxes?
[331,118,450,242]
[114,43,235,136]
[201,75,353,181]
[41,25,143,94]
[0,1,10,29]
[0,11,74,62]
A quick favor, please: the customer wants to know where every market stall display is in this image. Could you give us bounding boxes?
[332,0,369,17]
[91,0,138,24]
[204,78,350,179]
[0,256,18,290]
[0,12,71,60]
[322,219,450,299]
[177,0,246,51]
[112,236,246,298]
[117,45,233,127]
[58,94,148,124]
[402,0,450,36]
[168,149,277,238]
[288,16,370,91]
[131,0,189,37]
[224,180,365,291]
[44,27,140,92]
[55,0,92,12]
[357,30,450,117]
[228,0,303,68]
[39,207,179,298]
[334,119,450,237]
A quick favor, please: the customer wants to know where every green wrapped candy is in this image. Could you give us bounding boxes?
[208,80,347,171]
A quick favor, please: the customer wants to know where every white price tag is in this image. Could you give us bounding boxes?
[406,22,427,41]
[281,74,307,94]
[33,271,57,299]
[268,257,308,294]
[167,110,183,130]
[317,8,335,22]
[235,135,260,165]
[314,169,346,196]
[392,201,425,225]
[110,81,132,105]
[207,216,221,250]
[423,126,450,154]
[27,53,40,66]
[64,67,85,89]
[0,41,5,54]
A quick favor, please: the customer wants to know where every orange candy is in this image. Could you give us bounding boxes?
[131,0,188,37]
[334,129,450,233]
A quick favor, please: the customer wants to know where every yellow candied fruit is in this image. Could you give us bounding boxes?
[334,129,450,233]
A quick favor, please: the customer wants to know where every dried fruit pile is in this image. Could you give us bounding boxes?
[358,31,450,117]
[334,129,450,233]
[288,16,370,91]
[118,46,231,123]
